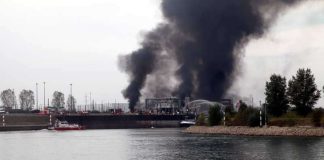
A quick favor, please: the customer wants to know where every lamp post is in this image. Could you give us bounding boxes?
[264,99,267,127]
[12,89,15,109]
[90,92,92,111]
[85,94,87,111]
[70,84,73,111]
[36,83,38,110]
[43,82,46,110]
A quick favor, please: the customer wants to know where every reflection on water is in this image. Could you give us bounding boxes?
[0,128,323,160]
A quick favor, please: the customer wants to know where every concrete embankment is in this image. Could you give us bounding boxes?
[184,126,324,137]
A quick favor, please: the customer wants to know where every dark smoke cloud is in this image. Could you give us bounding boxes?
[120,0,305,112]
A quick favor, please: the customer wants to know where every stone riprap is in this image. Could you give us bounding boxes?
[184,126,324,137]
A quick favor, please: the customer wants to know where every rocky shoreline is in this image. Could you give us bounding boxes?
[184,126,324,137]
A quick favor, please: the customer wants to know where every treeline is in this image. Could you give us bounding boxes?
[265,68,322,117]
[197,68,323,127]
[0,89,76,112]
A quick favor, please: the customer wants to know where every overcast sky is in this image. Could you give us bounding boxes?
[0,0,324,107]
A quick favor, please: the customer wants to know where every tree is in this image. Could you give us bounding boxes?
[287,68,321,116]
[196,113,206,126]
[19,90,35,111]
[51,91,65,109]
[1,89,17,110]
[67,95,76,112]
[238,100,247,112]
[208,104,223,126]
[265,74,289,117]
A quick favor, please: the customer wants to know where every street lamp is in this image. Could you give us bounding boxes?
[43,82,46,110]
[36,83,38,110]
[70,84,73,111]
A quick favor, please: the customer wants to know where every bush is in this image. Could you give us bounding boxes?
[208,104,223,126]
[248,112,260,127]
[232,107,260,126]
[312,108,323,127]
[225,105,234,115]
[196,113,206,126]
[268,112,303,127]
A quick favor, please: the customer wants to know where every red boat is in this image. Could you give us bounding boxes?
[50,120,84,131]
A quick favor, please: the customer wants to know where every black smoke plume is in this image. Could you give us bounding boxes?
[120,0,305,112]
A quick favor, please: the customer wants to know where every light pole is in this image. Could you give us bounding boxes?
[264,99,267,127]
[43,82,46,110]
[90,92,92,111]
[12,89,15,109]
[85,94,87,111]
[70,84,73,111]
[36,83,38,110]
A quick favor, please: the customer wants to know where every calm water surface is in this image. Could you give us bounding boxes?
[0,128,323,160]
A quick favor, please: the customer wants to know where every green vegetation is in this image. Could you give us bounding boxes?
[312,108,323,127]
[287,68,321,116]
[196,113,206,126]
[193,68,324,128]
[247,110,260,127]
[268,112,301,127]
[208,104,223,126]
[231,106,260,127]
[265,74,289,117]
[261,68,323,127]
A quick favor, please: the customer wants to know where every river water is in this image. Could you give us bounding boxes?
[0,128,323,160]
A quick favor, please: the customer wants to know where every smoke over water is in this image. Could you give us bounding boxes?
[119,0,304,112]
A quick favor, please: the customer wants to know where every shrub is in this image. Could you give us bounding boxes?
[232,107,260,126]
[196,113,206,126]
[248,112,260,127]
[208,104,223,126]
[312,108,323,127]
[225,105,234,115]
[268,111,301,127]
